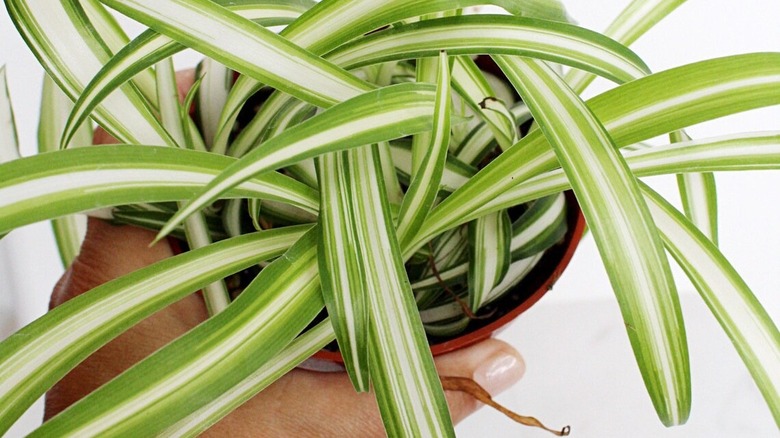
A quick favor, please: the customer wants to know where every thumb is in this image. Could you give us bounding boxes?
[435,338,525,424]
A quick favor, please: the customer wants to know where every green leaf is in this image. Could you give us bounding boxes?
[0,145,318,235]
[158,319,335,438]
[6,0,172,146]
[565,0,687,93]
[316,151,370,391]
[484,131,780,215]
[32,228,323,436]
[0,226,308,434]
[642,184,780,427]
[0,66,20,163]
[451,56,517,151]
[494,55,689,425]
[454,101,532,166]
[511,193,568,260]
[157,56,232,314]
[397,51,451,248]
[327,15,649,84]
[194,58,232,152]
[467,210,512,312]
[156,83,437,241]
[37,74,92,266]
[671,131,718,245]
[412,53,780,254]
[390,140,476,193]
[98,0,371,107]
[348,145,453,437]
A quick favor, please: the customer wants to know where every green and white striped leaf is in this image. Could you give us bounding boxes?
[156,83,437,241]
[412,193,566,296]
[483,131,780,231]
[63,1,307,150]
[511,193,568,260]
[6,0,172,147]
[409,47,442,176]
[195,58,232,152]
[397,50,451,248]
[98,0,371,108]
[482,252,545,307]
[0,66,20,163]
[455,101,532,166]
[159,319,335,438]
[283,0,570,56]
[671,131,718,245]
[215,0,567,159]
[0,226,307,434]
[316,151,370,391]
[157,57,231,314]
[495,55,689,425]
[390,140,476,193]
[0,145,319,235]
[467,210,512,312]
[326,15,649,84]
[32,228,322,437]
[37,74,91,266]
[565,0,687,93]
[642,184,780,426]
[348,145,453,437]
[451,56,517,150]
[412,53,780,254]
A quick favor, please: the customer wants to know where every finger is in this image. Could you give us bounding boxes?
[435,338,525,424]
[206,339,523,436]
[175,69,196,101]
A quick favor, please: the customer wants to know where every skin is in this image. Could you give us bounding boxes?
[44,70,525,436]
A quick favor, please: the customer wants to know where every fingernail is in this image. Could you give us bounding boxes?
[473,352,524,395]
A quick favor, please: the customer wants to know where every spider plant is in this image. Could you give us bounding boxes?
[1,0,779,436]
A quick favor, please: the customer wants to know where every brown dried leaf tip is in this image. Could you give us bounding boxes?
[441,376,570,436]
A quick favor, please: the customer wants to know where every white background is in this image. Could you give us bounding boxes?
[1,1,779,436]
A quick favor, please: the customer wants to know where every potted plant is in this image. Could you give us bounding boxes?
[1,0,778,436]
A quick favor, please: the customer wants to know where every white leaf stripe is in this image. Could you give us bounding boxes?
[497,55,688,425]
[0,227,307,433]
[157,83,437,241]
[31,229,322,437]
[326,15,649,83]
[642,184,780,425]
